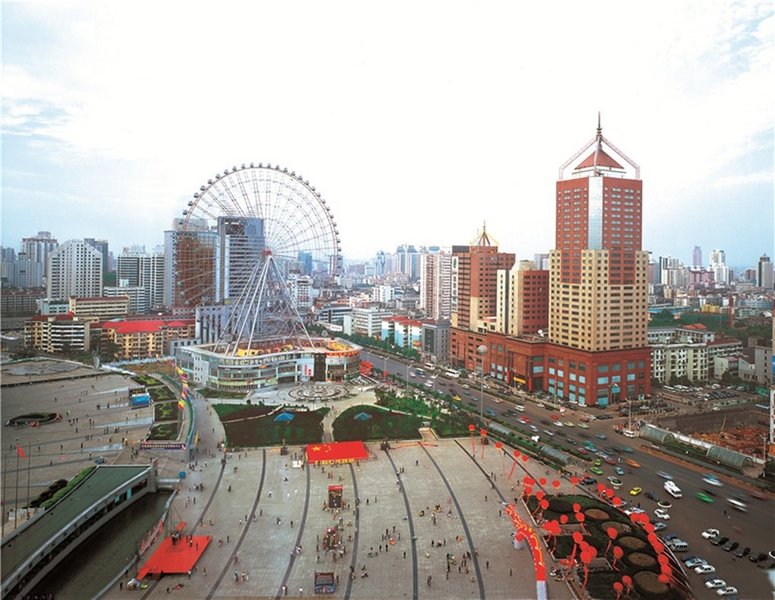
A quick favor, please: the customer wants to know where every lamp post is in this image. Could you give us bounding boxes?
[405,362,411,396]
[476,345,487,423]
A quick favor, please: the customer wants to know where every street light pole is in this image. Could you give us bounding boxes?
[476,345,487,423]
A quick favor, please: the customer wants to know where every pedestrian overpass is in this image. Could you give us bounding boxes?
[1,464,158,599]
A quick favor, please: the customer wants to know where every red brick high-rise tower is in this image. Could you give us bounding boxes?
[547,116,651,405]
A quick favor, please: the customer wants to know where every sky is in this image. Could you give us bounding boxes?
[2,1,773,269]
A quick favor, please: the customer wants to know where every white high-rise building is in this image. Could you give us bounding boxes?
[709,249,729,286]
[20,231,58,280]
[47,240,103,301]
[117,251,165,311]
[288,272,314,312]
[419,251,452,320]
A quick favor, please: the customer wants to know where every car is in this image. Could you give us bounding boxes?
[696,491,715,503]
[711,536,729,546]
[529,425,539,432]
[664,534,680,542]
[615,466,625,476]
[94,456,107,464]
[593,458,602,467]
[684,557,707,568]
[577,422,590,429]
[657,499,672,509]
[769,550,775,560]
[715,586,738,596]
[596,433,607,440]
[749,489,767,500]
[580,476,597,485]
[486,408,497,417]
[652,522,668,532]
[541,419,552,426]
[577,448,589,455]
[564,421,574,427]
[695,564,716,574]
[630,487,642,496]
[657,471,673,480]
[626,459,641,468]
[646,491,660,501]
[604,456,618,465]
[701,528,721,540]
[749,552,767,562]
[654,508,670,520]
[623,507,645,516]
[726,498,747,512]
[620,446,634,453]
[543,429,555,437]
[722,540,739,552]
[590,466,603,475]
[704,578,727,589]
[702,474,723,487]
[734,546,750,558]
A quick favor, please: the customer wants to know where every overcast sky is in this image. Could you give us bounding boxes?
[3,1,773,268]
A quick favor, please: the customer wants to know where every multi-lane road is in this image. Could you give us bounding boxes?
[360,349,775,599]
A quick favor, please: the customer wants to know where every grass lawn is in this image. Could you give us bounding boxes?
[333,404,425,441]
[154,401,177,421]
[217,405,327,447]
[148,421,179,441]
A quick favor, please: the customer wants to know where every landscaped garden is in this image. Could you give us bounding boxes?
[214,404,327,447]
[523,491,691,599]
[332,404,426,441]
[147,422,179,441]
[154,401,177,421]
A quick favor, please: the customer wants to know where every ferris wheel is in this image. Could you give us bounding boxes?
[174,163,342,310]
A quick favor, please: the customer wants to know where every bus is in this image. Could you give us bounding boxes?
[424,362,436,371]
[445,369,460,378]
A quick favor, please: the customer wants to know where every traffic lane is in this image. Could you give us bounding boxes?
[578,453,773,599]
[588,449,774,599]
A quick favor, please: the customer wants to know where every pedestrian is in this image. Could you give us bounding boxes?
[486,560,489,569]
[510,567,513,576]
[403,550,407,559]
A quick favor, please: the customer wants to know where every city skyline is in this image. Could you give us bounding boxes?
[3,2,773,266]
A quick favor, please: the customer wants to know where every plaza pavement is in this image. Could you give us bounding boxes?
[103,381,577,599]
[2,361,578,599]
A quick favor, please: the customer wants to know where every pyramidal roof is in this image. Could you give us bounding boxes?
[559,113,640,180]
[472,222,497,247]
[575,145,624,170]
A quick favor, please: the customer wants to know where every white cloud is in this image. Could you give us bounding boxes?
[2,1,773,263]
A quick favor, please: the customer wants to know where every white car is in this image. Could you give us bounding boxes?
[702,528,720,540]
[657,471,673,480]
[705,579,726,589]
[684,557,707,568]
[715,587,737,596]
[703,474,723,487]
[654,508,671,520]
[695,564,716,575]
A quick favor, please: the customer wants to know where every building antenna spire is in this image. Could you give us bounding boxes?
[597,111,602,139]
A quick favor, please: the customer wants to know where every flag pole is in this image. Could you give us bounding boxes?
[14,440,20,529]
[26,443,32,521]
[2,448,8,538]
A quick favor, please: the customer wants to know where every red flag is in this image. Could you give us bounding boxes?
[17,446,26,459]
